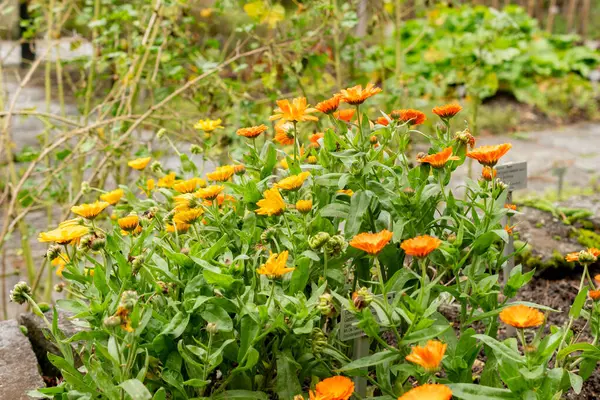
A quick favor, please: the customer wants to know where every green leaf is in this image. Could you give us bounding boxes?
[211,390,268,399]
[473,334,524,364]
[338,350,400,371]
[447,383,517,399]
[119,379,151,400]
[569,287,587,319]
[238,315,259,363]
[260,143,277,179]
[200,304,233,332]
[345,190,372,237]
[203,269,241,291]
[275,351,301,400]
[159,311,189,338]
[402,323,452,344]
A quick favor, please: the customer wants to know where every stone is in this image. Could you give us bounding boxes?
[19,311,84,377]
[0,319,44,399]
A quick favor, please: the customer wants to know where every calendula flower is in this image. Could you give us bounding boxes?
[467,143,512,167]
[589,290,600,301]
[204,193,236,207]
[375,116,390,126]
[505,204,517,211]
[417,147,460,168]
[339,83,382,105]
[432,103,462,119]
[275,172,311,191]
[499,305,544,328]
[100,189,124,205]
[481,166,497,181]
[71,201,110,220]
[166,221,191,233]
[118,215,139,232]
[128,157,151,170]
[158,172,177,188]
[256,188,286,216]
[38,225,89,244]
[307,155,318,164]
[505,225,515,235]
[200,8,212,17]
[313,376,354,400]
[333,109,355,122]
[349,230,393,255]
[194,118,223,132]
[406,340,447,372]
[397,384,452,400]
[233,164,246,175]
[315,95,341,114]
[309,132,324,148]
[52,255,69,277]
[121,225,142,236]
[280,158,289,169]
[269,97,318,123]
[173,208,204,224]
[401,235,441,257]
[566,248,600,264]
[206,165,235,182]
[237,124,268,139]
[256,251,295,278]
[296,199,313,213]
[196,185,225,201]
[337,189,353,196]
[173,178,204,193]
[274,122,295,145]
[392,109,427,125]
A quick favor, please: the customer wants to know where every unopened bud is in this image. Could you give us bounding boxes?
[54,283,65,293]
[90,234,106,251]
[120,290,138,311]
[81,181,91,194]
[318,293,335,317]
[352,287,373,310]
[325,234,347,257]
[156,128,166,139]
[151,161,163,174]
[370,135,378,144]
[190,144,202,155]
[234,164,246,175]
[206,322,218,334]
[104,315,122,328]
[38,302,51,313]
[46,245,62,261]
[10,281,32,304]
[307,155,318,164]
[309,232,330,250]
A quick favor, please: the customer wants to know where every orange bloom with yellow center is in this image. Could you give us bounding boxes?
[121,225,142,236]
[237,124,268,139]
[71,201,110,220]
[315,95,341,114]
[38,225,89,245]
[432,103,462,119]
[417,147,459,168]
[204,193,236,207]
[256,188,286,216]
[174,178,205,193]
[274,122,295,145]
[269,97,318,123]
[100,189,124,205]
[311,376,354,400]
[349,230,393,255]
[375,116,389,126]
[401,235,441,257]
[118,215,140,232]
[339,83,382,105]
[333,109,355,122]
[296,199,313,213]
[481,166,497,181]
[565,252,581,263]
[499,305,544,328]
[504,225,515,235]
[505,204,517,211]
[173,208,204,224]
[337,189,353,196]
[589,290,600,301]
[128,157,151,170]
[393,109,426,125]
[397,384,452,400]
[206,165,235,182]
[158,172,177,188]
[256,251,295,278]
[467,143,512,167]
[275,172,311,191]
[406,340,447,372]
[196,185,225,201]
[309,132,324,148]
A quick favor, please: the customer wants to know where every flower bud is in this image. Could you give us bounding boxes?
[325,234,347,257]
[455,128,475,148]
[446,233,457,243]
[260,228,275,242]
[119,290,138,311]
[54,283,65,293]
[311,328,328,355]
[309,232,330,250]
[352,287,373,310]
[132,256,144,272]
[370,135,378,144]
[90,234,106,251]
[234,164,246,176]
[318,293,336,317]
[104,315,122,328]
[151,161,163,174]
[206,322,218,334]
[190,144,202,154]
[579,250,598,264]
[156,128,166,139]
[10,281,32,304]
[307,155,318,164]
[38,302,51,313]
[81,181,91,194]
[46,245,62,261]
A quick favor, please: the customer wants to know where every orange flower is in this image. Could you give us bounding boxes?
[397,384,452,400]
[237,124,268,139]
[432,103,462,119]
[196,185,224,200]
[314,376,354,400]
[158,172,177,188]
[100,189,124,205]
[118,215,140,232]
[256,251,295,278]
[566,248,600,263]
[589,290,600,301]
[595,275,600,285]
[499,305,544,328]
[349,230,393,255]
[375,116,389,126]
[296,199,313,213]
[590,248,600,258]
[505,225,515,235]
[269,97,318,123]
[309,132,324,148]
[565,252,581,263]
[128,157,151,170]
[481,166,497,181]
[333,109,355,122]
[71,201,110,220]
[393,109,426,125]
[52,255,69,277]
[417,147,459,168]
[206,166,235,182]
[204,193,236,207]
[173,208,204,224]
[166,221,191,233]
[337,189,353,196]
[275,171,311,191]
[274,122,295,145]
[467,143,512,167]
[256,188,286,216]
[401,235,441,257]
[315,95,341,114]
[406,340,447,372]
[173,178,204,193]
[339,83,382,105]
[505,204,517,211]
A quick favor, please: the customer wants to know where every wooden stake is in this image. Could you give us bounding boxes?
[546,0,557,33]
[566,0,578,33]
[582,0,591,38]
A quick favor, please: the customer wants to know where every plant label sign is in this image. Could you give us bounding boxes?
[339,292,395,341]
[496,161,528,191]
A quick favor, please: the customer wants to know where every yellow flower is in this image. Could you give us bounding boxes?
[52,254,69,277]
[338,83,382,105]
[194,118,223,132]
[200,8,212,17]
[38,225,89,245]
[296,199,313,213]
[256,188,286,216]
[166,221,191,233]
[118,215,140,232]
[158,172,177,188]
[237,125,268,139]
[121,225,143,236]
[275,172,310,191]
[337,189,354,196]
[58,218,83,228]
[256,251,295,278]
[128,157,151,170]
[100,189,124,205]
[71,201,110,220]
[196,185,225,201]
[173,178,205,193]
[206,165,235,182]
[269,97,318,123]
[173,208,204,224]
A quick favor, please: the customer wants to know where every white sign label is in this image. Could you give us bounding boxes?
[496,161,528,191]
[339,292,394,341]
